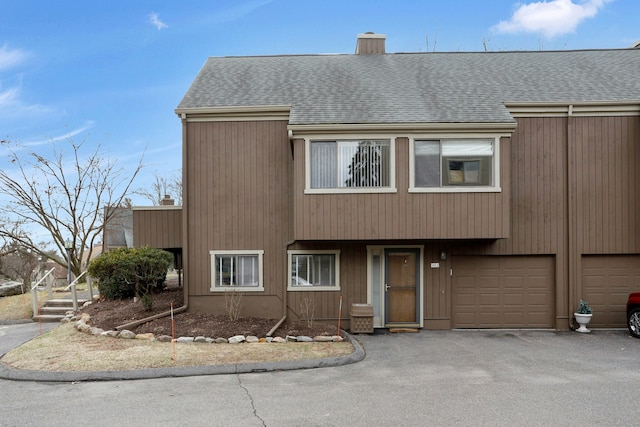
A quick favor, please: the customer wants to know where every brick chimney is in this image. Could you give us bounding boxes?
[355,32,386,55]
[160,194,175,206]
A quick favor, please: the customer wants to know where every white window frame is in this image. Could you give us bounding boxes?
[409,136,502,193]
[210,250,264,292]
[287,249,341,291]
[305,136,397,194]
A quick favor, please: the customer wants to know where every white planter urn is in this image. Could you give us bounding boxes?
[574,313,592,333]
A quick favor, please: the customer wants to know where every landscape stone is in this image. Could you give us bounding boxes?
[228,335,245,344]
[156,335,172,342]
[296,336,313,342]
[194,336,207,343]
[246,336,259,343]
[314,336,334,342]
[0,281,24,297]
[176,336,194,343]
[214,338,228,344]
[272,337,286,343]
[135,333,155,341]
[77,323,90,333]
[332,336,344,342]
[285,335,297,342]
[102,330,120,338]
[118,330,136,339]
[205,337,214,343]
[90,327,105,336]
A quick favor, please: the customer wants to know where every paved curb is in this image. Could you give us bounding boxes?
[0,331,365,382]
[0,319,34,325]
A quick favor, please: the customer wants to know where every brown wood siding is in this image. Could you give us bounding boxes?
[133,209,182,248]
[293,137,511,240]
[183,120,292,318]
[286,242,368,323]
[573,116,640,254]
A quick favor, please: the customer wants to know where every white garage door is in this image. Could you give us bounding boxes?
[582,255,640,328]
[453,256,555,328]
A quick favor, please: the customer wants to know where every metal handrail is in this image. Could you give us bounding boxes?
[31,267,56,291]
[64,271,87,311]
[31,268,57,319]
[64,271,86,291]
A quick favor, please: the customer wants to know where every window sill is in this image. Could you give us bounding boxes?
[210,287,265,293]
[287,286,341,292]
[305,187,397,195]
[408,186,502,193]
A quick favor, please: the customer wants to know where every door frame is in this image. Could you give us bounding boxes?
[367,245,424,328]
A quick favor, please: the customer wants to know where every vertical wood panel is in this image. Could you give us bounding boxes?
[185,120,291,315]
[574,116,639,253]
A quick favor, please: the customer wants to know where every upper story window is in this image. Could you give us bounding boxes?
[410,138,500,192]
[210,250,264,292]
[307,139,395,193]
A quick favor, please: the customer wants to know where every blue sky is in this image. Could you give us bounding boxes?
[1,0,638,204]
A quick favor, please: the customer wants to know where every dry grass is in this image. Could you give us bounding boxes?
[0,284,89,321]
[1,323,354,371]
[0,292,33,320]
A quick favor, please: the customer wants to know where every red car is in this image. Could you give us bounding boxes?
[627,293,640,338]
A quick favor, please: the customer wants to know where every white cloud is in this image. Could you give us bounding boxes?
[148,12,168,30]
[493,0,612,38]
[0,45,27,71]
[0,86,19,108]
[23,121,96,147]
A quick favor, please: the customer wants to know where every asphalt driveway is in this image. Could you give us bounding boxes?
[1,328,639,426]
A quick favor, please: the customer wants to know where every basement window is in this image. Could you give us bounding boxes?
[210,250,264,292]
[287,250,340,291]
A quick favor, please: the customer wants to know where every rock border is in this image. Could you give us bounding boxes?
[67,312,345,344]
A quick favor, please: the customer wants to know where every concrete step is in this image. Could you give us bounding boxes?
[44,298,88,307]
[39,306,73,315]
[32,314,65,323]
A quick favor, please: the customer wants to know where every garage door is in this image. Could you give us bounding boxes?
[582,255,640,328]
[453,256,555,328]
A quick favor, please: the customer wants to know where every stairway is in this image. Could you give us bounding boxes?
[33,298,88,322]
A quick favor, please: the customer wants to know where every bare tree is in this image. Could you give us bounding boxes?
[0,138,143,278]
[134,171,182,205]
[0,243,40,287]
[0,220,28,264]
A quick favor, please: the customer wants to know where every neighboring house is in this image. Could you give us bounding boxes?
[172,32,640,331]
[103,196,183,271]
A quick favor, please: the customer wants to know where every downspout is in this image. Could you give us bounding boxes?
[117,113,191,331]
[567,104,575,330]
[266,238,296,337]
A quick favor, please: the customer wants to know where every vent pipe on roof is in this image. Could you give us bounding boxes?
[355,32,386,54]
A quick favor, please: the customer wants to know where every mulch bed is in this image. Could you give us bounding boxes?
[79,285,338,339]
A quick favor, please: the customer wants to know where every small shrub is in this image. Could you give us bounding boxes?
[97,277,135,300]
[224,290,243,321]
[141,293,153,311]
[299,296,317,328]
[88,247,173,310]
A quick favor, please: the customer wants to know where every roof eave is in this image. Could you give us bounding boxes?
[505,101,640,117]
[288,122,518,138]
[175,105,291,122]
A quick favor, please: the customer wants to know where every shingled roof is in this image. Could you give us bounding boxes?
[177,47,640,125]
